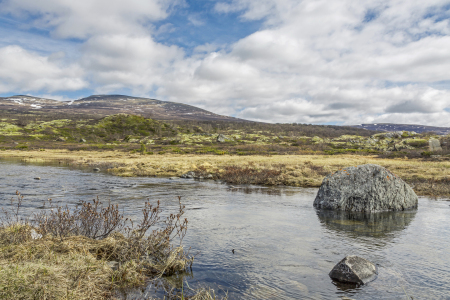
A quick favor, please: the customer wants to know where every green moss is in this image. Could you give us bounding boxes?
[39,119,72,128]
[311,136,324,143]
[14,145,28,150]
[0,122,22,135]
[405,139,428,148]
[421,151,432,157]
[324,149,379,155]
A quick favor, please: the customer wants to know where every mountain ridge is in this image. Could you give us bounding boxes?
[1,95,448,133]
[351,123,450,135]
[0,94,247,122]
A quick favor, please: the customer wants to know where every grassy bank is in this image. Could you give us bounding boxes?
[1,150,449,197]
[0,192,225,300]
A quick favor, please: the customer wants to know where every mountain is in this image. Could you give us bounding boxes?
[0,94,245,122]
[351,123,450,135]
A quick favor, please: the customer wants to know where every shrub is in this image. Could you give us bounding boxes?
[421,151,432,157]
[406,139,428,147]
[140,143,146,154]
[0,192,212,299]
[14,145,28,150]
[220,165,282,185]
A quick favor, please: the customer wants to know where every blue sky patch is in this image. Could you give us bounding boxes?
[153,0,263,55]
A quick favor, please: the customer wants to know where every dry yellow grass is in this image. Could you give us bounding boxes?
[1,150,450,195]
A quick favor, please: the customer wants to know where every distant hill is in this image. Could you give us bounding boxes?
[351,123,450,135]
[0,94,246,122]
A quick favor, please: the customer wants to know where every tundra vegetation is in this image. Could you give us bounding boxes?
[1,111,450,197]
[1,111,450,298]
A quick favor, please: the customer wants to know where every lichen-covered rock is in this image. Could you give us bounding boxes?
[314,164,418,212]
[311,136,324,143]
[429,139,442,151]
[329,255,378,285]
[217,134,227,143]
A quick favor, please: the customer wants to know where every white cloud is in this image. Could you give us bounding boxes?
[156,0,450,126]
[187,15,205,26]
[2,0,450,126]
[0,45,87,93]
[0,0,182,38]
[81,34,184,94]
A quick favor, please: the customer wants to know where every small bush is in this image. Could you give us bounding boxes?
[140,143,146,154]
[220,166,282,185]
[0,192,209,299]
[406,139,428,147]
[14,145,28,150]
[421,151,432,157]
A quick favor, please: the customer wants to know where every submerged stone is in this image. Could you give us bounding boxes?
[329,255,378,285]
[314,164,418,212]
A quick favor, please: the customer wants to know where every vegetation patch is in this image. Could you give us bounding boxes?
[219,165,282,185]
[0,192,225,299]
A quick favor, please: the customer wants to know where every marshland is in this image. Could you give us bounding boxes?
[0,159,449,299]
[3,1,450,298]
[1,112,450,299]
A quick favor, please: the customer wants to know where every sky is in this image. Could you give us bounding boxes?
[0,0,450,126]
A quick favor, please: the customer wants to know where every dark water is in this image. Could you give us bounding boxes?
[1,158,449,299]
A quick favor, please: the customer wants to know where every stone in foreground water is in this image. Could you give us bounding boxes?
[314,164,418,212]
[329,255,378,285]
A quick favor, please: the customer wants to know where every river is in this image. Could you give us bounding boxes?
[0,158,449,299]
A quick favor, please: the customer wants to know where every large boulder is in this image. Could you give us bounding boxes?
[329,255,378,285]
[217,134,228,143]
[429,139,442,151]
[314,164,418,212]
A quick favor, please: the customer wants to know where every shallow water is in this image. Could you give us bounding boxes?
[1,158,449,299]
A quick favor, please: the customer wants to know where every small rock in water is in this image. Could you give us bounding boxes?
[34,177,40,180]
[169,177,178,180]
[93,168,100,172]
[329,255,378,285]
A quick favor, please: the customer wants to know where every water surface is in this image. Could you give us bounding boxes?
[1,159,449,299]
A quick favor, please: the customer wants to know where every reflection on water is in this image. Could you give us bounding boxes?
[317,209,417,238]
[1,158,450,299]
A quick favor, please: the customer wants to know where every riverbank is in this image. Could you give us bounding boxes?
[0,191,221,300]
[1,150,449,197]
